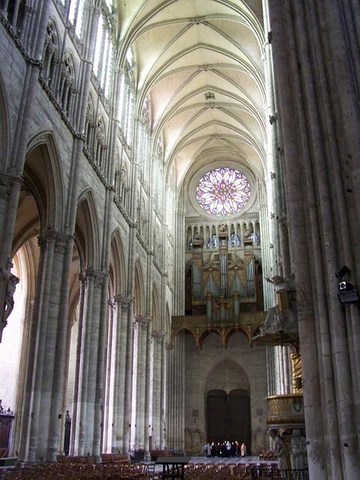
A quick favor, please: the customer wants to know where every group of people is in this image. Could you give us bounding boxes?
[203,440,248,458]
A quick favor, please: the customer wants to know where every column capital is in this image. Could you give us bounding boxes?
[135,315,151,329]
[108,294,134,310]
[80,267,108,288]
[152,329,165,342]
[0,173,22,200]
[38,227,73,252]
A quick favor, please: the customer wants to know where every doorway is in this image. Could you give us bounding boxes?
[206,388,251,451]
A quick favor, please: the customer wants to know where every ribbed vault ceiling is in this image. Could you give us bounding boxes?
[116,0,266,195]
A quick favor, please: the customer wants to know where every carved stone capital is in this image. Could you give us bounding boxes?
[83,267,108,288]
[38,228,73,253]
[110,294,133,311]
[135,315,150,329]
[152,329,165,339]
[0,173,22,200]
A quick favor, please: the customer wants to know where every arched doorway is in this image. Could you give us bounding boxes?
[206,389,251,449]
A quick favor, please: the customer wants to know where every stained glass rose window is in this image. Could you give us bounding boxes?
[196,167,251,216]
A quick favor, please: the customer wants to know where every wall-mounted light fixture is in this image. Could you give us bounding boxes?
[336,266,359,304]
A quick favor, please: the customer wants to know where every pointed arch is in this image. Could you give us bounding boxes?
[134,260,145,315]
[152,283,160,330]
[109,228,127,295]
[13,131,64,253]
[41,18,60,91]
[75,189,101,269]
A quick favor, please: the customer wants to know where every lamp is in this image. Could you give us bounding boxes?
[336,265,350,280]
[338,289,359,304]
[337,281,359,304]
[335,265,359,304]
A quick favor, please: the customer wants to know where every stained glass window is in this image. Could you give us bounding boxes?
[196,167,251,216]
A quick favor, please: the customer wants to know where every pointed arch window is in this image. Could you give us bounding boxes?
[94,12,114,98]
[42,20,58,90]
[59,52,76,118]
[3,0,26,36]
[68,0,86,38]
[84,97,95,155]
[95,116,108,177]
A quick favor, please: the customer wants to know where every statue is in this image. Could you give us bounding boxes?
[290,352,303,393]
[290,429,307,469]
[269,429,290,470]
[0,258,19,341]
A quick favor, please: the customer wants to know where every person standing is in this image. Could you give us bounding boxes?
[240,442,247,457]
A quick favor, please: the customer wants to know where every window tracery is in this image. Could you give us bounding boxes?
[59,52,76,117]
[84,97,95,155]
[1,0,26,36]
[93,10,114,98]
[42,20,59,90]
[68,0,85,38]
[95,116,107,176]
[196,167,251,216]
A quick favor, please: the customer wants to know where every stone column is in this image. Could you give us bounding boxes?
[23,229,72,462]
[109,295,132,453]
[166,333,185,451]
[174,209,185,315]
[73,267,106,456]
[151,329,165,450]
[269,2,360,478]
[133,315,150,450]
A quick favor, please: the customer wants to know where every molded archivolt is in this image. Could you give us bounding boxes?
[134,260,145,315]
[13,132,64,253]
[205,358,250,393]
[174,325,251,350]
[76,190,101,269]
[152,283,160,330]
[109,230,127,296]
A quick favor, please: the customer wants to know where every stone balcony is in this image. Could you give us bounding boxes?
[266,394,304,429]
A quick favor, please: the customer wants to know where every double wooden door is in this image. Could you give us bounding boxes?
[206,389,251,451]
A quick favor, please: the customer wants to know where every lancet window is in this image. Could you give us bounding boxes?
[1,0,26,36]
[93,12,114,98]
[114,151,129,212]
[95,116,107,177]
[41,20,59,91]
[58,52,76,118]
[68,0,86,38]
[84,97,95,156]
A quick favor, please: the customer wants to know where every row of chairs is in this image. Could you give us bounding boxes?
[1,460,308,480]
[1,461,154,479]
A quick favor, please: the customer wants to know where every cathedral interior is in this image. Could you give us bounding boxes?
[0,1,359,479]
